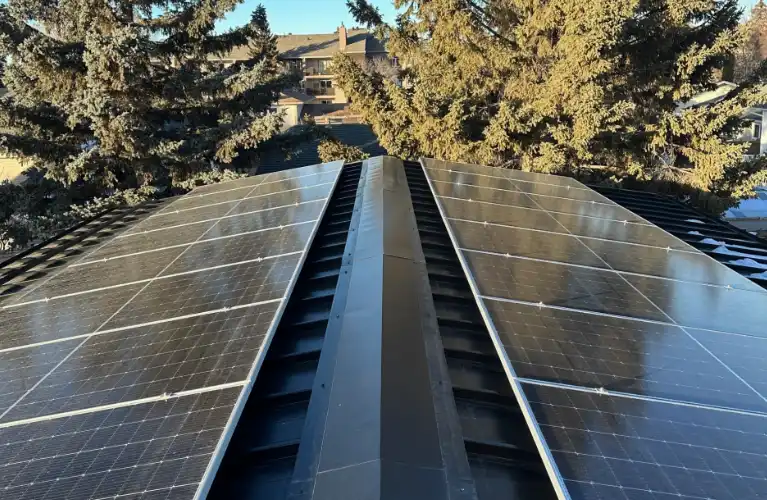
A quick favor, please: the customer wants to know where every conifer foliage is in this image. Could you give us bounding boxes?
[734,0,767,83]
[0,1,288,189]
[337,0,767,198]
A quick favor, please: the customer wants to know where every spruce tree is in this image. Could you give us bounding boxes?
[318,137,370,163]
[735,1,767,83]
[337,0,767,198]
[0,2,290,189]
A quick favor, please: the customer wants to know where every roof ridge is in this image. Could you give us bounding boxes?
[276,29,370,38]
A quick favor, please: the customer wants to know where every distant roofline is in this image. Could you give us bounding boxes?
[210,27,385,62]
[278,50,385,59]
[274,28,370,37]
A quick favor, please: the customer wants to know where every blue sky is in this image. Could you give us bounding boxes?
[742,0,765,18]
[218,0,762,34]
[218,0,397,34]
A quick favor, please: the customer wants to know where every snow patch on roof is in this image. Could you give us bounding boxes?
[729,258,767,270]
[701,238,726,246]
[699,235,767,261]
[709,242,766,260]
[712,245,743,256]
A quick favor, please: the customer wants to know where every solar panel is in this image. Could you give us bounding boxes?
[145,170,340,222]
[17,248,188,300]
[484,300,766,412]
[81,200,324,264]
[0,160,343,499]
[3,304,282,421]
[1,285,146,349]
[104,254,300,329]
[429,171,646,223]
[0,388,241,500]
[462,251,669,321]
[524,383,767,500]
[546,211,691,250]
[421,158,767,500]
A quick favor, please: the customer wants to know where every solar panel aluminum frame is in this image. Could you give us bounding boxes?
[417,158,572,500]
[192,160,346,500]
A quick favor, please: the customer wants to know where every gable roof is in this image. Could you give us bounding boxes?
[278,29,367,58]
[217,29,386,61]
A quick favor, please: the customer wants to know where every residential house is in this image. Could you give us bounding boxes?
[680,81,767,160]
[724,186,767,235]
[217,25,389,127]
[681,82,767,232]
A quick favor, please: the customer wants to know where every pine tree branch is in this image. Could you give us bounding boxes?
[346,0,383,28]
[0,6,38,49]
[460,0,516,47]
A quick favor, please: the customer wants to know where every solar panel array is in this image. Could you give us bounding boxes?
[421,158,767,500]
[0,160,343,500]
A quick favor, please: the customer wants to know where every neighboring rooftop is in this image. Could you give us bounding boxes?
[725,186,767,219]
[257,123,387,174]
[220,27,386,61]
[679,80,737,109]
[278,28,385,58]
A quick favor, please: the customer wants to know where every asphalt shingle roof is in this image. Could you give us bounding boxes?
[220,29,385,61]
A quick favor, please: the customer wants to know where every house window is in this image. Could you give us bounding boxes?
[319,59,332,74]
[391,56,399,66]
[754,123,761,139]
[320,100,332,105]
[319,80,333,89]
[286,59,302,71]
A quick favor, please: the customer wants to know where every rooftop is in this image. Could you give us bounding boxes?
[1,157,765,500]
[220,28,386,61]
[725,186,767,221]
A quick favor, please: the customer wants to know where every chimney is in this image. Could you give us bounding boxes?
[338,24,347,52]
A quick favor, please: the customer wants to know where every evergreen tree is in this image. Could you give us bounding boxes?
[336,0,767,198]
[0,1,290,189]
[734,1,767,83]
[318,137,370,162]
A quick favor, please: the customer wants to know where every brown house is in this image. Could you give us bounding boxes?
[217,25,389,127]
